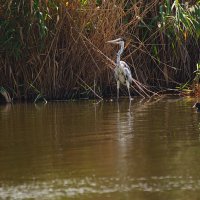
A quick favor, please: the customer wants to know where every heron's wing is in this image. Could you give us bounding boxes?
[124,67,133,82]
[120,61,133,82]
[120,61,131,71]
[114,61,133,83]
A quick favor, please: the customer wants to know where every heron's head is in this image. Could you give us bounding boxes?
[106,38,124,45]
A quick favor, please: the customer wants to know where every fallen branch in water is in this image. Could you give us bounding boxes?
[0,87,12,103]
[77,76,103,100]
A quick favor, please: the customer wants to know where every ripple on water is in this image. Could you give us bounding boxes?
[0,176,200,199]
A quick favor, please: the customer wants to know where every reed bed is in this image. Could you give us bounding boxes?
[0,0,200,100]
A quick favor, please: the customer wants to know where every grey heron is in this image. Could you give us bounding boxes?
[107,38,133,100]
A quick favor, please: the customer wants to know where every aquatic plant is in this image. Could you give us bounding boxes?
[192,63,200,97]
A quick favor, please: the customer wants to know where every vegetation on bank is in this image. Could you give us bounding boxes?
[0,0,200,101]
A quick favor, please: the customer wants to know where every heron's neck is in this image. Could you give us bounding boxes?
[116,42,124,66]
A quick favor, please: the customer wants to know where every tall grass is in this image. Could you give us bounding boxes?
[0,0,200,100]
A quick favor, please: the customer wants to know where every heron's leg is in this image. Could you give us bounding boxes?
[126,80,132,100]
[117,80,120,100]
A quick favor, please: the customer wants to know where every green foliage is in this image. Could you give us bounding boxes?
[0,19,22,58]
[159,0,200,39]
[176,81,191,92]
[194,63,200,83]
[177,63,200,93]
[79,0,102,6]
[80,0,88,5]
[0,0,59,59]
[188,3,200,36]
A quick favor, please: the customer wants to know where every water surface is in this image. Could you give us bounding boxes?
[0,97,200,199]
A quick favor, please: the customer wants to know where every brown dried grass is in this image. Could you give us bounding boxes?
[0,0,199,100]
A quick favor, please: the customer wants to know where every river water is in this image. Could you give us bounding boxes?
[0,96,200,200]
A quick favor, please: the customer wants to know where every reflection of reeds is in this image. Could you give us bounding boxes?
[0,1,200,99]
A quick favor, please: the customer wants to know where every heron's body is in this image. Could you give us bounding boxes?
[107,38,133,100]
[114,61,132,85]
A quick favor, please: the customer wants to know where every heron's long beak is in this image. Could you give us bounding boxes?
[106,38,121,44]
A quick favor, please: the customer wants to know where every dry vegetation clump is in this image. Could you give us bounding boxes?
[0,0,200,100]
